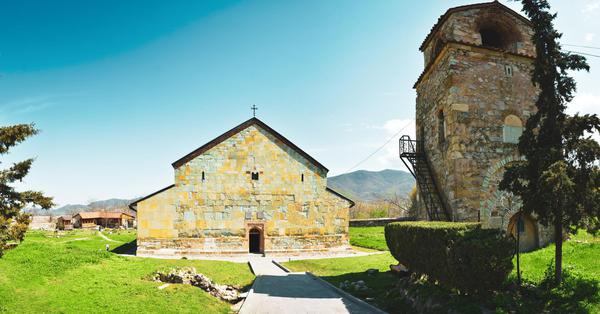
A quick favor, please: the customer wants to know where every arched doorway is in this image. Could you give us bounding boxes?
[507,212,538,252]
[248,227,263,254]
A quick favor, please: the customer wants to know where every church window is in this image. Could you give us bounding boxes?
[201,171,205,181]
[251,171,259,180]
[503,115,523,144]
[504,65,513,77]
[301,203,309,218]
[301,173,304,182]
[279,206,287,220]
[438,110,446,146]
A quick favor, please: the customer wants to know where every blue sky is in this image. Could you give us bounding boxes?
[1,0,599,206]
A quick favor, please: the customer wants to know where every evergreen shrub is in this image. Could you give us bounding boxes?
[385,221,514,294]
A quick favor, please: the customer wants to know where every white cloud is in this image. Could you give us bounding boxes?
[568,93,600,115]
[585,33,596,42]
[583,0,600,15]
[339,122,353,133]
[567,93,600,142]
[371,118,416,170]
[0,94,68,116]
[375,118,416,136]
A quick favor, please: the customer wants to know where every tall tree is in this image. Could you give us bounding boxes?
[500,0,600,283]
[0,124,53,257]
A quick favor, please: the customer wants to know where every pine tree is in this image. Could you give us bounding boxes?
[500,0,600,283]
[0,124,53,257]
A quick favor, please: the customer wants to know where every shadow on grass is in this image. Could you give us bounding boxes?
[497,271,600,314]
[317,269,600,314]
[111,239,137,255]
[319,271,413,313]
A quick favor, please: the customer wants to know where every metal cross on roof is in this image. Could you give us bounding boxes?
[251,105,258,117]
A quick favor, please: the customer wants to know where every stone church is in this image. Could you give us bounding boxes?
[130,117,354,257]
[400,1,552,251]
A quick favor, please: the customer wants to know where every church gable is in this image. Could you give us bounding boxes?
[172,118,332,199]
[172,117,327,173]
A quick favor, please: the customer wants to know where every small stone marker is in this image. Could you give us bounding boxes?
[390,263,408,273]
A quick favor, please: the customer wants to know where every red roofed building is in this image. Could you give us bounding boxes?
[56,215,73,230]
[72,211,135,229]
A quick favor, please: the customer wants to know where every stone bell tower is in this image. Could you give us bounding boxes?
[403,1,544,235]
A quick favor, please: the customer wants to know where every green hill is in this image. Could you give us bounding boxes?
[327,169,415,202]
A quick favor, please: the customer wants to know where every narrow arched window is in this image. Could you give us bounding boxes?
[438,110,446,146]
[201,171,205,181]
[301,173,304,182]
[431,39,444,61]
[503,115,523,144]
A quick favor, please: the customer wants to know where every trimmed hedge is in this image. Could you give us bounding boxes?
[385,221,514,294]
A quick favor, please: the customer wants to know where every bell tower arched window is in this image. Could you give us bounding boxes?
[503,115,523,144]
[480,27,506,49]
[477,17,522,53]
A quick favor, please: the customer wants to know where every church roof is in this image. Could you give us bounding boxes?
[326,187,355,208]
[128,184,175,211]
[418,1,532,52]
[75,211,134,219]
[171,117,329,172]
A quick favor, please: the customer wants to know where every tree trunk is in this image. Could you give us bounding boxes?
[554,219,563,284]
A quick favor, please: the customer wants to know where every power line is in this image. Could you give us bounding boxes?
[340,44,596,174]
[343,120,414,174]
[563,44,600,50]
[565,50,600,58]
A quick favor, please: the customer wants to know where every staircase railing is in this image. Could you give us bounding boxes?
[399,135,419,156]
[399,135,451,221]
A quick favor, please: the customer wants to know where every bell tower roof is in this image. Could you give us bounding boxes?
[419,1,531,52]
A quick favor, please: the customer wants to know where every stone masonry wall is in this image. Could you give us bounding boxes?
[136,124,351,256]
[416,6,552,247]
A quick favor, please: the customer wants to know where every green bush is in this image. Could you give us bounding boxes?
[385,221,514,294]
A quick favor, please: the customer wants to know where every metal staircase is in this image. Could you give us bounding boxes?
[399,135,451,221]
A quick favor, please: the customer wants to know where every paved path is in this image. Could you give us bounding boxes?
[98,231,120,243]
[240,258,385,314]
[133,249,380,263]
[248,257,288,276]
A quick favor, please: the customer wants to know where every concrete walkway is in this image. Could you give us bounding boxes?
[132,249,381,263]
[98,231,120,243]
[240,258,385,314]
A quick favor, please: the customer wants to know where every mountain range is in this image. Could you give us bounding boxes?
[35,198,138,216]
[327,169,415,202]
[33,169,413,215]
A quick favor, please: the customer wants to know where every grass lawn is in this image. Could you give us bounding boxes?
[283,252,405,311]
[349,226,387,251]
[288,226,600,313]
[0,230,254,314]
[517,230,600,283]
